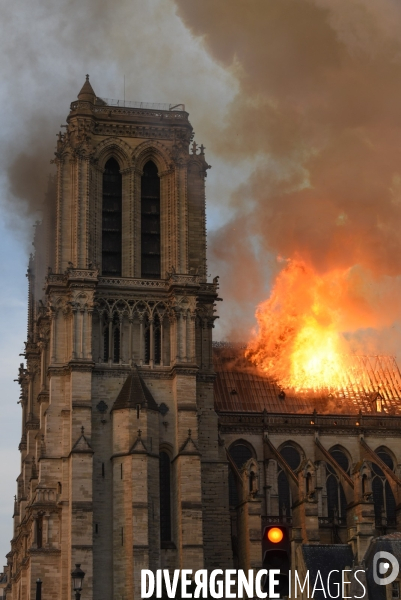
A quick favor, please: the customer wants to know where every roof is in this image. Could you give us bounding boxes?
[364,535,401,600]
[112,367,159,412]
[302,544,354,600]
[213,344,401,415]
[77,74,96,102]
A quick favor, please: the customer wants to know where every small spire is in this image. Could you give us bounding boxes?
[81,425,85,436]
[77,75,96,103]
[188,429,192,438]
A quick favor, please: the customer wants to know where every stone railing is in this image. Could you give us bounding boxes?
[167,273,200,286]
[318,517,346,526]
[218,412,401,431]
[98,277,166,288]
[261,515,293,528]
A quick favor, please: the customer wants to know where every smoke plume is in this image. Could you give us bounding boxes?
[174,0,401,345]
[0,0,236,244]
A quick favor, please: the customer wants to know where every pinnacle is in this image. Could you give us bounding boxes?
[77,74,96,102]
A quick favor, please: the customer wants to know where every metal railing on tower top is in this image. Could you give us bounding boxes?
[95,97,185,111]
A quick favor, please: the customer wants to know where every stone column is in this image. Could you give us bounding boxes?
[50,308,57,363]
[160,316,164,366]
[149,317,154,368]
[128,317,133,365]
[86,307,93,360]
[108,318,113,363]
[139,316,144,366]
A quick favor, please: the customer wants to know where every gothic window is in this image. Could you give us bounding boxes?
[143,314,162,365]
[159,451,172,541]
[329,447,350,474]
[113,324,120,363]
[326,466,347,519]
[102,158,122,276]
[37,515,43,549]
[154,314,161,365]
[103,315,121,363]
[103,323,109,362]
[372,449,396,527]
[279,445,301,471]
[326,447,348,519]
[277,445,301,517]
[144,317,150,365]
[278,471,291,517]
[141,161,161,279]
[228,443,254,507]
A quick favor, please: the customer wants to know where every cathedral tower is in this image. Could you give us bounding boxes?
[6,77,232,600]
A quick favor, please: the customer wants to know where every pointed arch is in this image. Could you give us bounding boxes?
[277,441,304,472]
[94,137,132,171]
[227,440,255,507]
[328,445,351,474]
[132,140,172,174]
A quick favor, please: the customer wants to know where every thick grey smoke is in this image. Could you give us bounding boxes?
[173,0,401,342]
[0,0,236,243]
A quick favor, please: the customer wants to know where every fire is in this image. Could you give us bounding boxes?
[245,259,358,391]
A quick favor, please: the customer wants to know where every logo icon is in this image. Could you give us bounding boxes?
[373,551,399,585]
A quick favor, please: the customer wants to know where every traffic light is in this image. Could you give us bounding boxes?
[262,525,291,597]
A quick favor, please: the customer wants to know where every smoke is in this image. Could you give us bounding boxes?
[174,0,401,344]
[4,0,401,348]
[0,0,236,245]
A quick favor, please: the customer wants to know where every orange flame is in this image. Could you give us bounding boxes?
[245,259,363,391]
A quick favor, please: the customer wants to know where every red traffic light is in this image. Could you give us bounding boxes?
[267,527,284,544]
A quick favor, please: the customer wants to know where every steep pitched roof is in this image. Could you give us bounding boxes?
[71,427,93,454]
[213,345,401,415]
[302,545,354,600]
[78,74,96,102]
[112,367,159,412]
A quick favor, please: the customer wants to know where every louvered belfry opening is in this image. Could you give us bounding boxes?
[141,160,161,278]
[102,158,122,276]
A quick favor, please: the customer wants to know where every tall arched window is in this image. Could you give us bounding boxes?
[102,314,121,363]
[278,445,301,517]
[228,443,254,507]
[326,447,349,520]
[159,451,172,542]
[37,515,43,548]
[102,158,122,276]
[141,161,160,279]
[372,449,396,527]
[154,314,162,365]
[113,324,120,363]
[103,322,109,362]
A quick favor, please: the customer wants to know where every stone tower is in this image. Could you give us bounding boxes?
[6,77,232,600]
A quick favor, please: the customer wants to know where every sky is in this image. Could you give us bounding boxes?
[3,0,401,566]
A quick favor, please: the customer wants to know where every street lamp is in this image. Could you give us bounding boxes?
[71,564,85,600]
[35,579,42,600]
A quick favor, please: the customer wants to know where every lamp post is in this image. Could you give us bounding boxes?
[71,564,85,600]
[35,579,42,600]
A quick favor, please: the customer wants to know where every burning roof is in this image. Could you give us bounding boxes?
[213,342,401,415]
